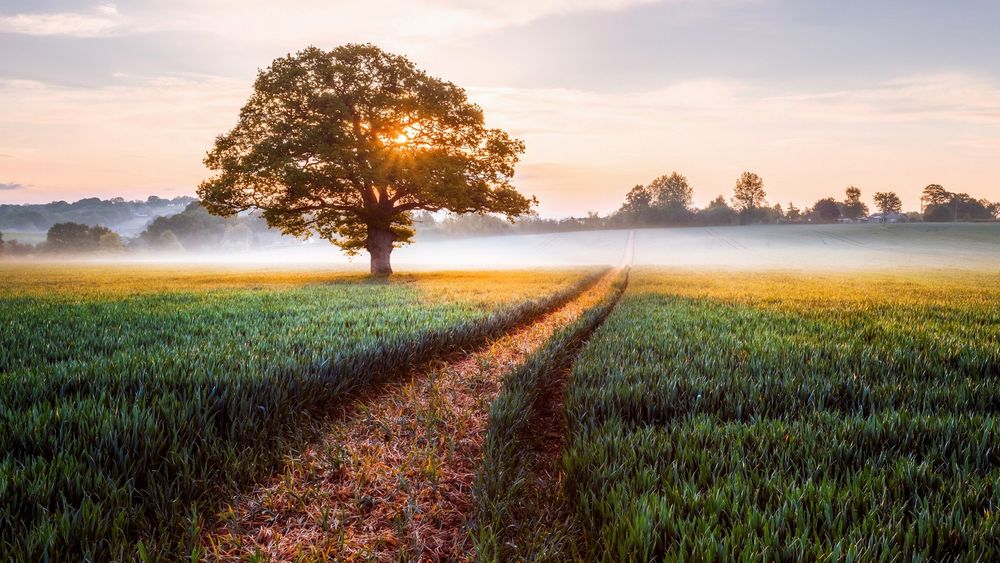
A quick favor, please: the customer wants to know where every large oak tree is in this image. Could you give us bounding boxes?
[199,44,535,275]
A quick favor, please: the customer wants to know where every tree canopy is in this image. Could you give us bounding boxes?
[841,186,869,220]
[812,198,841,222]
[198,44,534,275]
[921,184,950,208]
[732,172,766,212]
[45,222,120,253]
[873,192,903,215]
[649,172,693,209]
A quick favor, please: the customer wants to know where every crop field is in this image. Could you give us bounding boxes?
[562,269,1000,560]
[0,264,596,560]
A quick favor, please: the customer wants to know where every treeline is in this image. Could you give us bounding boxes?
[610,173,999,227]
[0,195,196,233]
[0,202,286,257]
[417,172,999,237]
[3,177,998,256]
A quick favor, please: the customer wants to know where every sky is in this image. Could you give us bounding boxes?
[1,0,999,216]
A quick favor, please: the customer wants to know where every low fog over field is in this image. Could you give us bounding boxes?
[114,223,1000,271]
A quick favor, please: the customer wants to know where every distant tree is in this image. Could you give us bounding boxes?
[841,186,869,220]
[987,200,1000,219]
[648,172,694,224]
[5,239,34,256]
[923,193,995,222]
[618,184,654,225]
[140,202,228,250]
[921,184,951,210]
[732,172,766,213]
[45,222,117,253]
[97,231,124,252]
[697,195,738,226]
[0,231,4,257]
[157,230,185,252]
[411,211,437,230]
[812,198,841,222]
[785,202,801,222]
[440,212,513,237]
[873,192,903,215]
[198,44,533,276]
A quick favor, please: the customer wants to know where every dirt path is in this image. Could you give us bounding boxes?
[621,229,636,267]
[202,271,621,562]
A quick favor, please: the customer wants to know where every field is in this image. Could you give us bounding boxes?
[561,269,1000,559]
[4,226,1000,560]
[0,264,596,561]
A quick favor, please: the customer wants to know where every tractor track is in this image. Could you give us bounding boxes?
[201,266,628,562]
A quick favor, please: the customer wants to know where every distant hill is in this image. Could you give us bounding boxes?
[0,196,196,235]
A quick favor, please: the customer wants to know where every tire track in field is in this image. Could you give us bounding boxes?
[201,270,624,562]
[620,229,636,267]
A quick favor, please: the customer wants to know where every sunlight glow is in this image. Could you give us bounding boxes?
[393,125,421,145]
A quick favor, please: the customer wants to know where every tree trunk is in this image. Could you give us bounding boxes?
[366,227,394,276]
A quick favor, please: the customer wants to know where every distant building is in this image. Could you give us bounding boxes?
[866,212,909,224]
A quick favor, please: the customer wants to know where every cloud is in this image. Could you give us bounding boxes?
[466,74,1000,211]
[0,75,248,200]
[0,182,25,190]
[139,0,666,46]
[2,71,999,212]
[0,3,128,38]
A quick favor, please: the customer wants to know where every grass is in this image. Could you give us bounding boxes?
[0,264,599,561]
[562,269,1000,560]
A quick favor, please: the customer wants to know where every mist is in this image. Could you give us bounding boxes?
[15,223,998,272]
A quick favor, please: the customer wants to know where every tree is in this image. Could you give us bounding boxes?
[921,184,951,210]
[158,230,185,252]
[649,172,692,207]
[0,231,4,257]
[812,198,841,222]
[648,172,693,223]
[697,195,738,226]
[199,44,534,275]
[617,184,654,225]
[785,202,801,222]
[97,231,124,252]
[841,186,869,220]
[140,202,228,250]
[732,172,766,212]
[45,222,117,253]
[986,200,1000,219]
[873,192,902,215]
[923,193,994,222]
